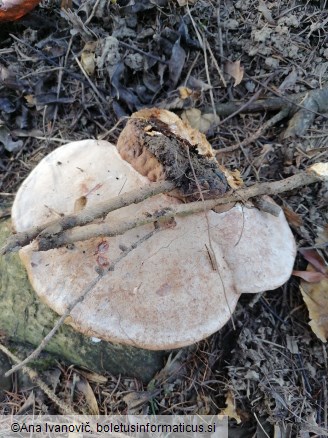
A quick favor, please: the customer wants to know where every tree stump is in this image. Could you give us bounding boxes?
[0,217,166,382]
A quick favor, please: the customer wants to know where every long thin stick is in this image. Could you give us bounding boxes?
[0,180,174,255]
[216,107,290,155]
[0,344,76,414]
[35,168,324,251]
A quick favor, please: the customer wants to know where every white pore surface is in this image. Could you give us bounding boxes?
[12,140,296,350]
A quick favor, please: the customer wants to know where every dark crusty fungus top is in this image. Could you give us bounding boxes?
[117,108,232,201]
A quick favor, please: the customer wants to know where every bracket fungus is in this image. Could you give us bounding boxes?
[11,110,296,350]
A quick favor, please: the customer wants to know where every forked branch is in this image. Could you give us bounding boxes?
[0,180,174,255]
[1,163,326,254]
[36,165,326,251]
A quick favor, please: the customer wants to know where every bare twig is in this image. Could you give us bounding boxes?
[118,41,169,65]
[0,343,76,414]
[252,197,282,216]
[284,88,328,137]
[35,167,325,251]
[11,130,72,143]
[97,116,129,140]
[203,35,217,119]
[84,0,101,25]
[1,180,174,255]
[205,39,226,88]
[73,54,107,105]
[216,107,290,155]
[2,165,325,254]
[217,75,274,128]
[204,87,328,119]
[216,0,224,70]
[49,37,73,138]
[253,412,271,438]
[183,52,200,86]
[186,5,204,49]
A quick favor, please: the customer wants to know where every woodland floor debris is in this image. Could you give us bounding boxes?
[0,0,327,436]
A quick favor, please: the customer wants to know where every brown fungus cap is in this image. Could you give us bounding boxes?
[12,138,296,350]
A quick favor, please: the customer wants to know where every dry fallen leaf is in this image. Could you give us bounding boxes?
[197,394,212,415]
[300,276,328,342]
[279,68,298,92]
[0,63,30,92]
[181,108,219,133]
[294,270,327,283]
[123,391,153,411]
[308,162,328,180]
[16,391,35,415]
[169,38,186,88]
[294,249,328,342]
[77,369,108,384]
[0,125,23,152]
[220,390,242,424]
[76,377,99,415]
[179,86,193,99]
[301,249,327,274]
[24,94,36,106]
[81,41,97,75]
[225,169,244,190]
[224,60,244,86]
[282,206,303,228]
[61,0,72,10]
[158,87,200,111]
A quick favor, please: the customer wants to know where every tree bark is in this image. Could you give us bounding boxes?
[0,218,166,382]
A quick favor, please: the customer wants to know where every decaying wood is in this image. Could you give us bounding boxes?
[117,111,230,200]
[210,87,328,118]
[5,229,158,377]
[141,119,229,198]
[209,87,328,147]
[0,216,165,381]
[4,271,104,378]
[35,167,325,252]
[216,74,275,128]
